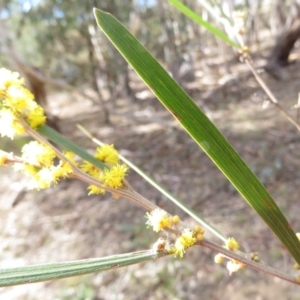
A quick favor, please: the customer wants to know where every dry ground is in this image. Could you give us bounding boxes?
[1,49,300,299]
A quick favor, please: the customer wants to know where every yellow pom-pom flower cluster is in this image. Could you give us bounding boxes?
[194,225,205,241]
[0,152,8,165]
[0,68,46,139]
[0,69,129,195]
[172,229,197,258]
[95,144,119,165]
[11,142,127,193]
[224,237,240,252]
[21,141,56,167]
[146,208,205,258]
[13,142,76,190]
[81,144,128,195]
[146,208,180,232]
[214,237,246,274]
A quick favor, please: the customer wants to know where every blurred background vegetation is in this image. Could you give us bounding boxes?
[1,0,300,299]
[1,0,299,121]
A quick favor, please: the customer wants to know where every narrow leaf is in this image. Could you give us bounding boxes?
[168,0,240,48]
[0,250,167,287]
[37,125,107,170]
[93,8,300,263]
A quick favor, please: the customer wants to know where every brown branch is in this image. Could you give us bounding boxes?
[245,58,300,132]
[199,239,300,286]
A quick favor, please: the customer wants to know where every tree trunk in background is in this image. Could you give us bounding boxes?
[0,19,60,131]
[84,25,111,124]
[22,65,60,131]
[266,15,300,79]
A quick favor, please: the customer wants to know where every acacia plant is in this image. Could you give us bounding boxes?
[1,2,300,290]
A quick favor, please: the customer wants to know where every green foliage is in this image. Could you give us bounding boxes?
[0,250,168,287]
[93,8,300,264]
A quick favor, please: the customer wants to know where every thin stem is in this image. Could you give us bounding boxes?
[234,32,300,132]
[0,150,26,164]
[245,59,300,132]
[73,169,158,211]
[199,239,300,286]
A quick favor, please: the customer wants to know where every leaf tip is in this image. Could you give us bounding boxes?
[93,7,103,20]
